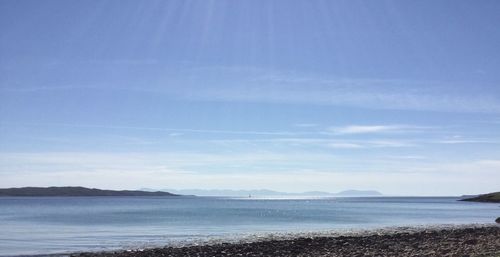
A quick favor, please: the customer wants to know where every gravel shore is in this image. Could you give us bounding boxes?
[73,225,500,257]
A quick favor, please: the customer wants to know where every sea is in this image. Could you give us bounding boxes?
[0,196,498,256]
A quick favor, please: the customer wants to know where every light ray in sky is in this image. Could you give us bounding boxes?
[1,0,499,195]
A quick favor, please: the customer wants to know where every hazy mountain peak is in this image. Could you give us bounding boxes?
[150,188,382,197]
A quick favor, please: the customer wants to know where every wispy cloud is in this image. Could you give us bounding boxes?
[436,139,500,144]
[329,125,429,135]
[4,66,500,113]
[382,155,427,160]
[0,152,338,174]
[177,67,500,113]
[331,125,403,134]
[327,143,364,149]
[207,138,417,149]
[4,122,309,136]
[1,152,499,195]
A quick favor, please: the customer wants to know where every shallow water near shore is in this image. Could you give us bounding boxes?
[0,196,498,256]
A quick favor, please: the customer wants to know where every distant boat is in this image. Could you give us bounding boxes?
[248,194,251,198]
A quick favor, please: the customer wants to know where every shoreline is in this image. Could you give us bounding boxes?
[70,224,500,257]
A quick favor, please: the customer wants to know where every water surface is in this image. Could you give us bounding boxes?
[0,196,498,256]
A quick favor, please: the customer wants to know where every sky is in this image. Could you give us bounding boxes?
[1,0,499,195]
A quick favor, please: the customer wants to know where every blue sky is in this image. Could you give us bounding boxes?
[1,0,499,195]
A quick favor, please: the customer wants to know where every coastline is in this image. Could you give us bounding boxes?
[460,192,500,203]
[70,224,500,257]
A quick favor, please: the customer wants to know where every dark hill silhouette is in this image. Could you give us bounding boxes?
[0,186,178,197]
[460,191,500,203]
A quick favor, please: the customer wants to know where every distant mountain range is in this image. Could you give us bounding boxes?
[0,186,382,197]
[141,188,382,197]
[0,187,179,197]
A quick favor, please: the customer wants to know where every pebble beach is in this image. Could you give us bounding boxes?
[73,225,500,257]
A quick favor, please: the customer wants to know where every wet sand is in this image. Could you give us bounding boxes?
[73,225,500,257]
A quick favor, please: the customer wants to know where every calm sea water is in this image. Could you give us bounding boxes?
[0,196,498,256]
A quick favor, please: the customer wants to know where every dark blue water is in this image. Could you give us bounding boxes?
[0,196,498,256]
